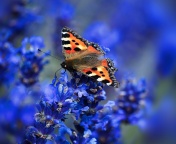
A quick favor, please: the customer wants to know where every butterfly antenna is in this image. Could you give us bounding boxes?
[38,49,61,61]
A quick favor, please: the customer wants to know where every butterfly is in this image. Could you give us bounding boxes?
[61,27,119,88]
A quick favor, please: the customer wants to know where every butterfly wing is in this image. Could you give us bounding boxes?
[61,27,119,88]
[79,66,119,88]
[101,58,117,73]
[61,27,105,60]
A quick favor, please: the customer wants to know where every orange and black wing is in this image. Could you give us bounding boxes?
[61,27,105,60]
[80,66,119,88]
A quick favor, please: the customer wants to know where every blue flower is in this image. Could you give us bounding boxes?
[45,0,74,20]
[83,100,122,144]
[70,128,97,144]
[114,78,147,124]
[0,29,12,41]
[156,30,176,77]
[25,126,53,144]
[93,121,121,144]
[25,72,73,143]
[55,122,72,144]
[0,40,19,86]
[0,1,41,40]
[25,101,61,143]
[65,71,124,144]
[141,97,176,143]
[19,36,49,86]
[24,70,110,143]
[9,84,26,105]
[57,2,75,20]
[70,72,106,120]
[0,97,36,143]
[23,69,148,144]
[83,22,119,52]
[0,99,17,124]
[20,105,36,125]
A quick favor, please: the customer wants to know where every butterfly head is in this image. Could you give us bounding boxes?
[61,61,67,69]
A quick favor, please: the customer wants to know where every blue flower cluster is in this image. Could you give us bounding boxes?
[24,71,147,144]
[3,0,173,143]
[0,35,49,143]
[19,36,49,86]
[0,1,49,142]
[0,36,48,87]
[0,39,19,86]
[0,0,40,41]
[114,79,147,124]
[156,31,176,77]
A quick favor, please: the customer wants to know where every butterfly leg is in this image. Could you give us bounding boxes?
[54,68,62,77]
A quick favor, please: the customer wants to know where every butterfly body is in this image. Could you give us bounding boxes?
[61,27,119,88]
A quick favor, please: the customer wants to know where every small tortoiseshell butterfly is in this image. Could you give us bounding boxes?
[61,27,119,88]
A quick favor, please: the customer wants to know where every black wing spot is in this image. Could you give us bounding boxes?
[86,71,92,75]
[91,75,101,80]
[74,47,81,51]
[62,40,70,45]
[91,67,97,71]
[102,79,110,84]
[62,33,70,38]
[100,71,103,74]
[64,47,71,50]
[72,40,75,42]
[75,43,79,45]
[102,75,105,77]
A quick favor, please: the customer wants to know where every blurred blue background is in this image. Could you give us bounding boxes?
[0,0,176,144]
